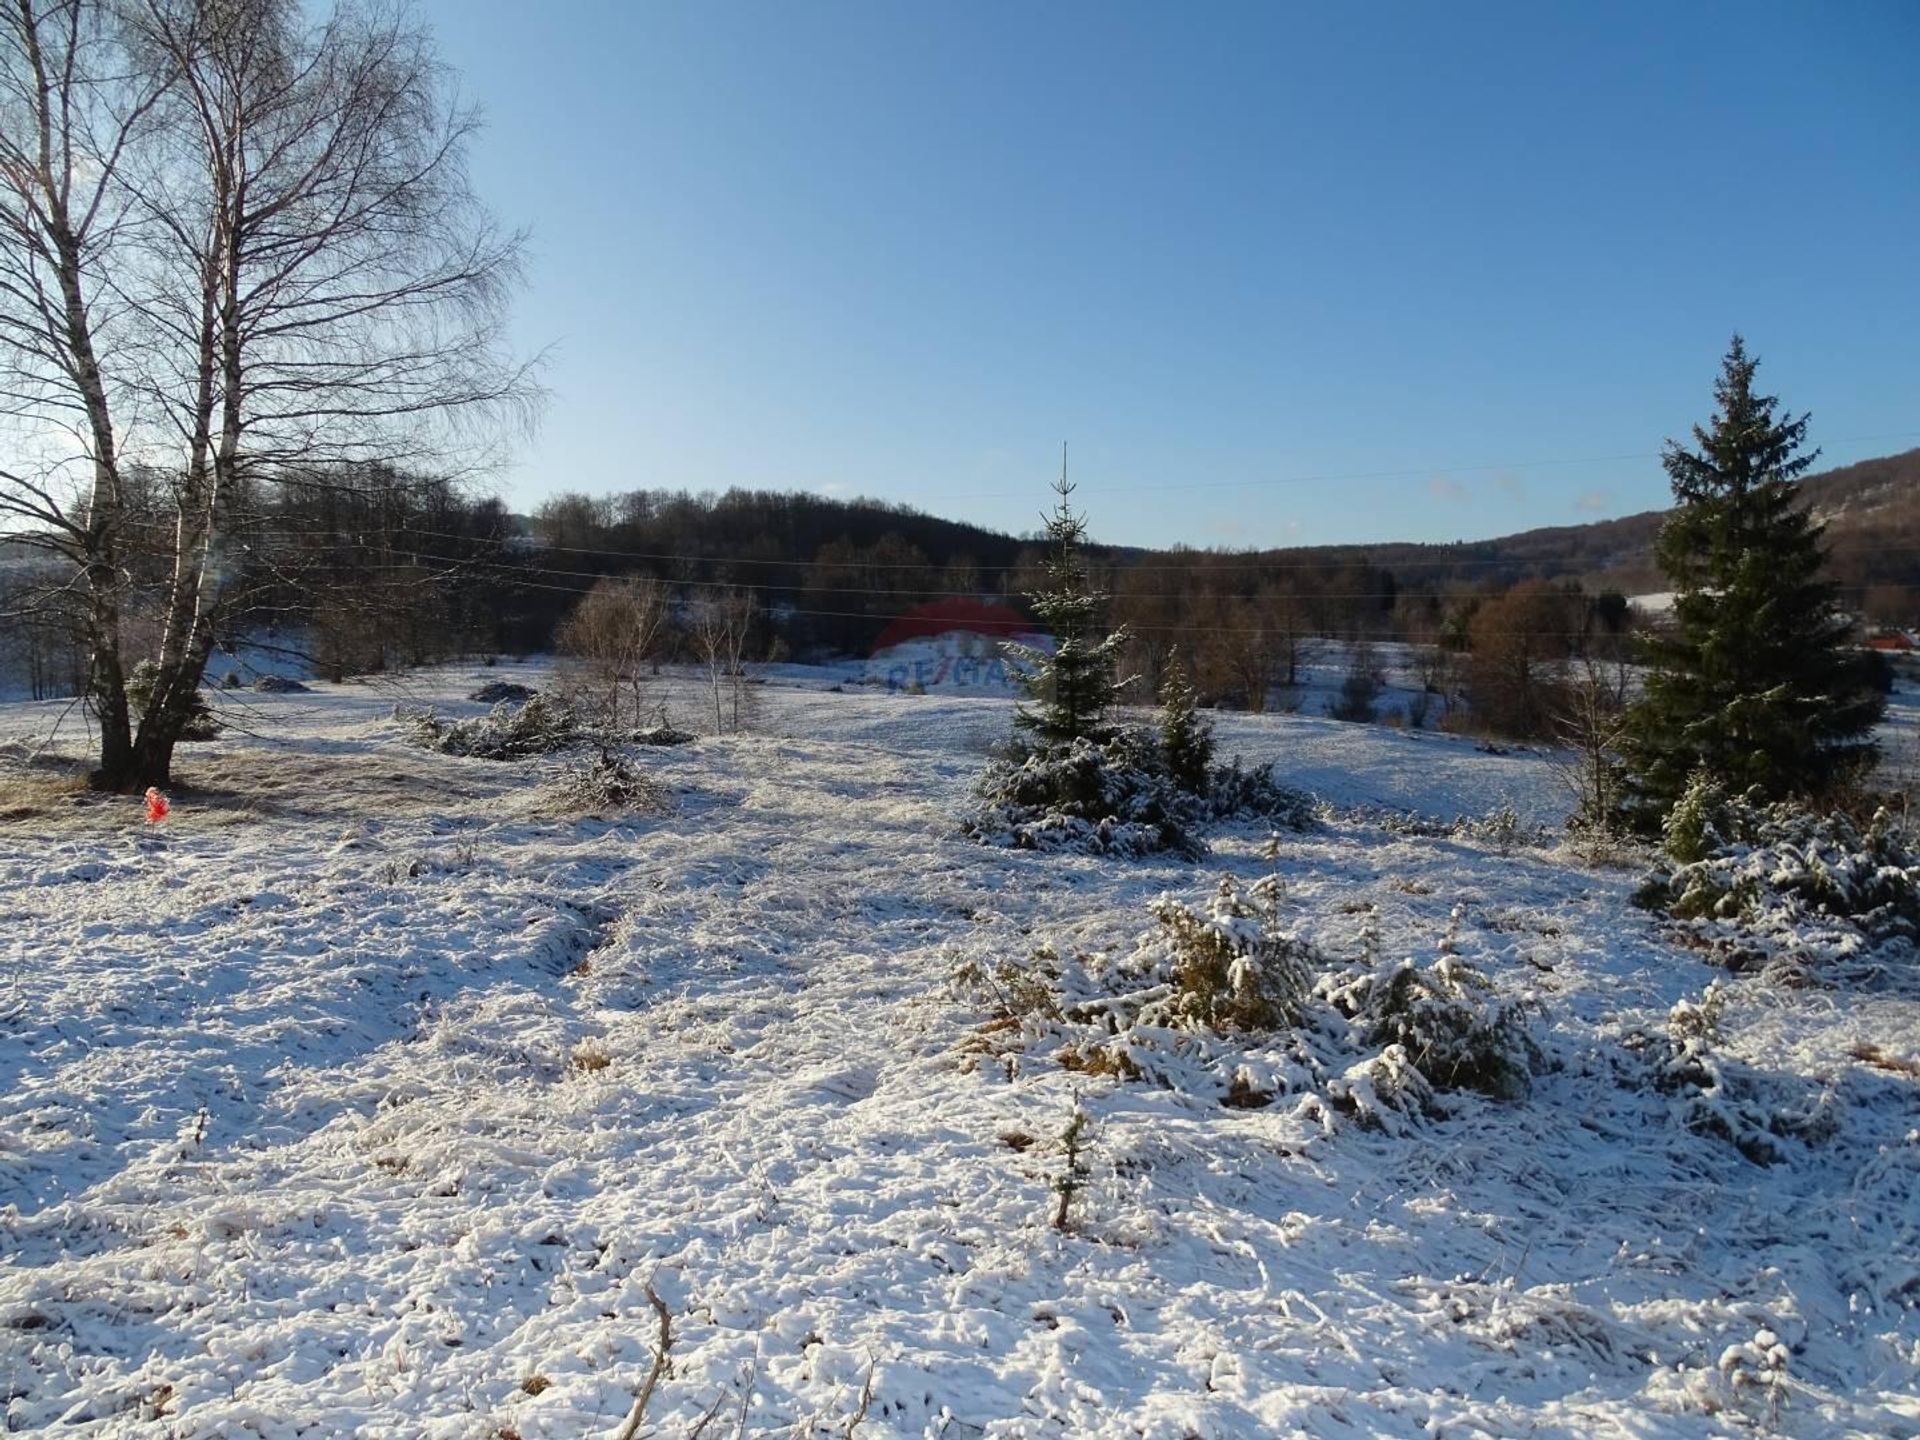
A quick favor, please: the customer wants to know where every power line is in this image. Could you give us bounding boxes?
[251,514,1920,591]
[317,552,1656,642]
[249,520,1551,576]
[320,545,1553,605]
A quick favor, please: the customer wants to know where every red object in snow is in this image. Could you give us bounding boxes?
[144,787,170,823]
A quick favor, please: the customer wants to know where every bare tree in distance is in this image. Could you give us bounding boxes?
[0,0,535,788]
[1466,580,1580,740]
[555,575,671,730]
[689,586,758,735]
[1552,650,1633,852]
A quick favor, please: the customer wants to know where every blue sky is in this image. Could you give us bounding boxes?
[419,0,1919,548]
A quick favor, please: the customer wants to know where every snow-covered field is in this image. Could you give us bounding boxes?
[2,666,1916,1438]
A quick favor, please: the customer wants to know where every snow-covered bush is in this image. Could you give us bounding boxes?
[252,674,309,694]
[405,691,585,759]
[1628,979,1840,1165]
[1204,755,1319,830]
[467,679,536,705]
[1324,1043,1435,1132]
[966,730,1208,859]
[547,747,674,816]
[1346,802,1554,851]
[629,710,696,746]
[966,728,1314,859]
[1634,775,1920,966]
[1157,658,1213,793]
[1144,875,1312,1031]
[1319,947,1539,1101]
[1660,771,1739,865]
[955,877,1537,1123]
[1718,1325,1792,1416]
[955,871,1324,1091]
[1459,801,1524,853]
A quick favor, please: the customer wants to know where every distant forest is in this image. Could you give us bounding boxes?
[3,448,1915,711]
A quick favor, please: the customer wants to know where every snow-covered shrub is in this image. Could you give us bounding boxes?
[1718,1325,1792,1416]
[629,710,695,746]
[1459,801,1524,854]
[1635,778,1920,966]
[1050,1103,1092,1232]
[1142,876,1312,1031]
[1351,803,1552,851]
[548,748,674,816]
[252,674,309,694]
[467,679,536,705]
[1157,658,1214,793]
[965,730,1208,859]
[1661,771,1739,865]
[1319,911,1539,1102]
[955,877,1537,1124]
[953,873,1323,1095]
[1203,755,1318,830]
[406,691,585,759]
[966,728,1314,859]
[1325,1044,1434,1133]
[951,942,1065,1026]
[1636,980,1839,1165]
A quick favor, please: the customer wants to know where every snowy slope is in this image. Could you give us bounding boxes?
[1,667,1915,1438]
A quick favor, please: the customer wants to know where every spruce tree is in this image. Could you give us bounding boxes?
[1009,457,1130,753]
[1158,651,1214,793]
[1621,336,1883,823]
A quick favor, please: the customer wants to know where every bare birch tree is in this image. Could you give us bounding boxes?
[0,0,170,778]
[689,586,757,735]
[0,0,532,787]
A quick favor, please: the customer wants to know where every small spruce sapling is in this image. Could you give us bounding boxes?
[1006,454,1131,755]
[1157,651,1214,794]
[1051,1101,1091,1232]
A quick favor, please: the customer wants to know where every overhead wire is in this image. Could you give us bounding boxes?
[296,551,1660,643]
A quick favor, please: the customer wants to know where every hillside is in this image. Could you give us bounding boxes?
[1172,447,1920,600]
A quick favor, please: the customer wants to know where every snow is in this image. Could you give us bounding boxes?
[1,664,1916,1437]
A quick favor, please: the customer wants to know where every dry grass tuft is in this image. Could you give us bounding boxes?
[0,766,93,823]
[1851,1042,1920,1080]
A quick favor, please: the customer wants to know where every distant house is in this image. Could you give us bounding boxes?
[1866,632,1916,653]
